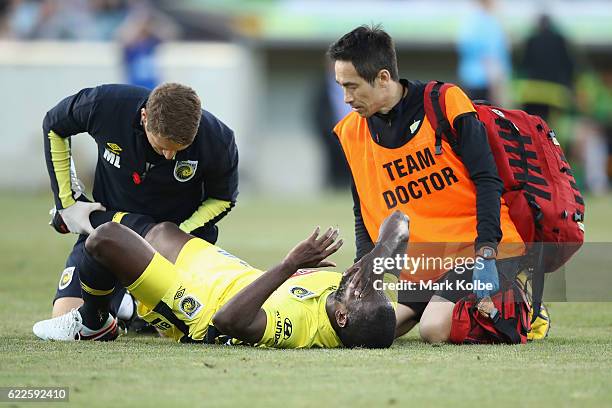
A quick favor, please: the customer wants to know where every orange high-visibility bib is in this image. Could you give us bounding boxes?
[335,86,524,281]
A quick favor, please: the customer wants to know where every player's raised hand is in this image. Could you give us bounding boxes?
[59,201,106,235]
[283,226,343,270]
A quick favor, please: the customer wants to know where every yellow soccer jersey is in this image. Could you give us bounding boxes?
[131,238,396,348]
[132,238,264,342]
[258,270,343,349]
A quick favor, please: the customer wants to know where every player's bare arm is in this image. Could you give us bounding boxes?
[212,227,343,344]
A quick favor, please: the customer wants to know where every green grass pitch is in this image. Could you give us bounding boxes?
[0,192,611,407]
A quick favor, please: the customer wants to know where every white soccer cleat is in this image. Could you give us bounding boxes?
[33,309,83,341]
[33,309,118,341]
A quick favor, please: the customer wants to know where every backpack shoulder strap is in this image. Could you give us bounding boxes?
[423,80,459,155]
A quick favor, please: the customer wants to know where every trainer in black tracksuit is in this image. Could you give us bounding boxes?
[43,84,239,304]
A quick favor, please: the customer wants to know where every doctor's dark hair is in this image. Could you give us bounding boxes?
[145,82,202,145]
[327,24,399,84]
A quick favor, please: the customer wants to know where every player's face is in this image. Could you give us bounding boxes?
[334,60,385,118]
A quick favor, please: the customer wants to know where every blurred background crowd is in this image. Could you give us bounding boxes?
[0,0,610,196]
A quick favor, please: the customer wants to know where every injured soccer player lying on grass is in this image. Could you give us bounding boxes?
[33,211,410,349]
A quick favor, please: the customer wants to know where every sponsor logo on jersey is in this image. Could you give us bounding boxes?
[174,160,198,182]
[174,287,186,300]
[273,315,292,344]
[179,295,202,319]
[103,148,121,169]
[149,317,172,331]
[106,143,123,154]
[283,318,292,340]
[274,311,282,345]
[288,286,315,300]
[58,267,75,290]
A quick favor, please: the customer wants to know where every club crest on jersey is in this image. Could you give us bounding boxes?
[288,286,315,300]
[174,160,198,182]
[179,295,202,319]
[58,267,75,290]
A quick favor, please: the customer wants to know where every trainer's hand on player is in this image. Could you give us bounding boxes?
[59,201,106,235]
[283,227,343,271]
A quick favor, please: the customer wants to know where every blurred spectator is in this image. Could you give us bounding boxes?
[0,0,12,36]
[117,0,179,89]
[573,72,612,194]
[4,0,128,41]
[516,14,575,121]
[5,0,46,39]
[457,0,511,105]
[312,61,352,190]
[7,0,97,40]
[90,0,128,40]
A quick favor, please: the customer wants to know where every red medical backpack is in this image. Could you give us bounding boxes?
[449,279,531,344]
[424,81,585,273]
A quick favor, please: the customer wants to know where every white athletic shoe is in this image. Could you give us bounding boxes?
[33,309,119,341]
